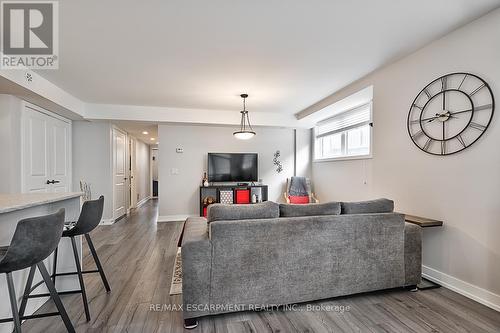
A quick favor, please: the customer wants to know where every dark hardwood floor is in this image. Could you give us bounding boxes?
[21,199,500,332]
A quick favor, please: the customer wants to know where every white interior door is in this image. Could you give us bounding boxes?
[22,105,72,193]
[130,137,137,208]
[113,128,127,219]
[50,117,71,192]
[22,107,50,192]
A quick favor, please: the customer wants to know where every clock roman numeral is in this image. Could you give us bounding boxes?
[411,130,424,140]
[424,88,432,99]
[423,138,433,151]
[470,83,486,96]
[458,74,468,90]
[412,104,423,110]
[409,119,420,125]
[469,122,486,131]
[441,141,446,155]
[457,135,466,148]
[441,77,447,91]
[475,104,493,111]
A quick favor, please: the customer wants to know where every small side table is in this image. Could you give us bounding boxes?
[401,213,443,290]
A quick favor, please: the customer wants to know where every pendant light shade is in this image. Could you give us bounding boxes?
[233,94,256,140]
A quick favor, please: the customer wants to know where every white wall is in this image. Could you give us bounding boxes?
[72,121,114,220]
[151,149,159,181]
[0,95,21,193]
[158,125,311,217]
[312,9,500,308]
[135,140,151,204]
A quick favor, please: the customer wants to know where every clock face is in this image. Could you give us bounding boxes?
[407,73,494,155]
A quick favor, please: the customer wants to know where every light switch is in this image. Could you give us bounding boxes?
[171,168,179,175]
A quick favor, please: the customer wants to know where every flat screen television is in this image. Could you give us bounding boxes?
[208,153,258,182]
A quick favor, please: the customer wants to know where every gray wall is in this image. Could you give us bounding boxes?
[312,9,500,299]
[135,139,151,203]
[0,95,22,193]
[158,124,311,217]
[72,121,114,220]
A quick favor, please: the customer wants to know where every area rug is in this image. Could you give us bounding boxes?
[169,247,182,295]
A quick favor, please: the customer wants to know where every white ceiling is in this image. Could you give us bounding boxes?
[112,121,159,145]
[37,0,500,116]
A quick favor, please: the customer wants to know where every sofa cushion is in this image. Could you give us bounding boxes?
[341,198,394,214]
[279,201,341,217]
[207,201,279,223]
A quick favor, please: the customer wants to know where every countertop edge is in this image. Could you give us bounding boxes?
[0,192,83,214]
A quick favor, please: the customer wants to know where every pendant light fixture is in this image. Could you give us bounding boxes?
[233,93,256,140]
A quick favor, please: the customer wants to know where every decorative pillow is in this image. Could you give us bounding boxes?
[279,201,341,217]
[289,195,310,204]
[207,201,279,223]
[341,198,394,214]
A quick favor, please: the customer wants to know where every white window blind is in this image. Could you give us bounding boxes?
[314,103,372,160]
[316,104,371,138]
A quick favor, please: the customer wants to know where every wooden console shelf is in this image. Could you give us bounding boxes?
[199,185,268,217]
[401,214,443,228]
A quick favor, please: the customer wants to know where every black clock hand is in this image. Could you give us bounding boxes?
[443,91,446,111]
[422,114,441,122]
[450,108,473,116]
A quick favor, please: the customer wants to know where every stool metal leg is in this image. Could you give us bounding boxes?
[85,234,111,292]
[19,265,36,318]
[37,262,75,333]
[52,246,58,285]
[71,236,91,321]
[6,272,21,333]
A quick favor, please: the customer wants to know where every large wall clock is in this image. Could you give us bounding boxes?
[407,72,494,155]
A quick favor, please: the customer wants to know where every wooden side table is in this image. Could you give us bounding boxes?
[400,213,443,290]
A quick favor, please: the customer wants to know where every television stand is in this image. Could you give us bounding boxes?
[199,184,268,217]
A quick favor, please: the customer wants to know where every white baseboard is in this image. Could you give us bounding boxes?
[99,218,114,225]
[136,196,151,208]
[422,265,500,312]
[157,214,195,222]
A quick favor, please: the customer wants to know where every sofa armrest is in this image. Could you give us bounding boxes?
[404,222,422,286]
[181,217,212,319]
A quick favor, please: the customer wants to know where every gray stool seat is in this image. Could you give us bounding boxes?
[51,195,110,322]
[0,209,75,333]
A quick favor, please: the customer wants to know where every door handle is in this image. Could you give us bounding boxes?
[46,180,61,184]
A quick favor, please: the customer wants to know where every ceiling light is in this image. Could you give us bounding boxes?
[150,138,156,141]
[142,131,149,135]
[233,94,256,140]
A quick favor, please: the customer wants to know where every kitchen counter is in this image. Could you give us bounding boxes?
[0,192,83,214]
[0,192,83,333]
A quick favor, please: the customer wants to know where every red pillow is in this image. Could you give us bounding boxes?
[289,195,310,204]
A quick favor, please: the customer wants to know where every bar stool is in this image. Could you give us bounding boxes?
[51,195,110,322]
[0,209,75,333]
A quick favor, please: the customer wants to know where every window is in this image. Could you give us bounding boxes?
[314,103,372,161]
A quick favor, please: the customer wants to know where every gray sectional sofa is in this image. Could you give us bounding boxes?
[181,199,422,328]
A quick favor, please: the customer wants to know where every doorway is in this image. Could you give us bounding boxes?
[151,148,159,197]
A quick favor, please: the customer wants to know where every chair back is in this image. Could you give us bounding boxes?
[0,209,65,273]
[65,196,104,236]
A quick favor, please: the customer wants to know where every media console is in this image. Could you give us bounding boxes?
[199,184,268,217]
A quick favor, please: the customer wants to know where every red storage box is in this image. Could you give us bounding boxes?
[235,189,250,204]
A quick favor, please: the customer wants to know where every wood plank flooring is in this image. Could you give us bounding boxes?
[20,199,500,332]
